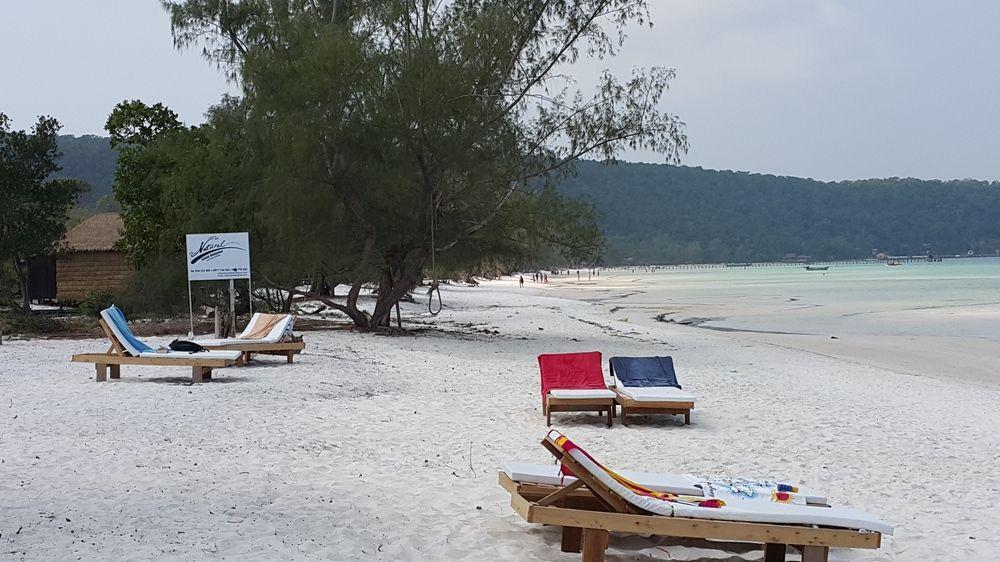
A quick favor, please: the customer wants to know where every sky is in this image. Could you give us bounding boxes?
[2,1,998,182]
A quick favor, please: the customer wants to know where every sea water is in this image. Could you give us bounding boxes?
[623,258,1000,340]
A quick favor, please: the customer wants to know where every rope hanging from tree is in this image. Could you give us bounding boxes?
[427,195,443,316]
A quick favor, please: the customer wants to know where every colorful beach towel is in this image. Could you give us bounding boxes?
[550,430,723,508]
[609,356,681,388]
[538,351,607,408]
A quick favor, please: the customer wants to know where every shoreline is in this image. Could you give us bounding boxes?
[540,268,1000,388]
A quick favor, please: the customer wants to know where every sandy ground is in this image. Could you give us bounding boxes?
[2,279,999,561]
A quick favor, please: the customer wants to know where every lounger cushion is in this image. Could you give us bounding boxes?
[138,350,242,361]
[670,500,894,535]
[548,388,616,399]
[504,462,828,505]
[189,337,285,347]
[616,386,696,403]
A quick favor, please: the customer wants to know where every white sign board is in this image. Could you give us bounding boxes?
[185,232,251,281]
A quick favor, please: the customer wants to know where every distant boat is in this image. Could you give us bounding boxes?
[886,260,902,266]
[804,265,829,271]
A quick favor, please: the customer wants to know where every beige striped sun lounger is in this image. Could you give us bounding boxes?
[191,313,305,364]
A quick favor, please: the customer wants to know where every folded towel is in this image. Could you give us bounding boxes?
[538,351,607,408]
[610,356,681,388]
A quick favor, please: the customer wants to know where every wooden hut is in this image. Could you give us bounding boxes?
[57,213,134,303]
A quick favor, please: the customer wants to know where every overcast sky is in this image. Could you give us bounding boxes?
[2,1,998,181]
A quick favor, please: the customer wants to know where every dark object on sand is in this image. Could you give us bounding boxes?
[169,339,207,353]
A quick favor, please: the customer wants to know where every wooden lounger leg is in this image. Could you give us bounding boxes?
[192,366,205,384]
[605,403,612,428]
[95,363,107,382]
[561,526,582,553]
[581,528,609,562]
[620,404,628,427]
[764,543,787,562]
[286,351,293,364]
[684,412,691,425]
[545,402,551,426]
[109,364,121,380]
[801,545,829,562]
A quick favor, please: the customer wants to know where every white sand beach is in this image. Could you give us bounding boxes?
[2,279,999,561]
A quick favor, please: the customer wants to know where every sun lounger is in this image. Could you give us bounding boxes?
[70,305,241,383]
[191,313,305,364]
[499,430,891,562]
[609,356,695,425]
[539,352,616,427]
[502,463,828,505]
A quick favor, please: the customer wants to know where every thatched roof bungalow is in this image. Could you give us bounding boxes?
[56,213,134,303]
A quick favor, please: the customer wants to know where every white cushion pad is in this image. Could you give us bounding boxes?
[190,338,272,347]
[548,388,616,399]
[617,386,696,403]
[138,350,242,361]
[504,463,826,505]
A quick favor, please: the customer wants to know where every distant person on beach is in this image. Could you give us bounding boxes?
[519,275,524,288]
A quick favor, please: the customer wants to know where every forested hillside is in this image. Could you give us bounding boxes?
[54,135,117,208]
[58,136,1000,264]
[561,161,1000,263]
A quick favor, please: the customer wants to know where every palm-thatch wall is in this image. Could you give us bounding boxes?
[56,213,134,302]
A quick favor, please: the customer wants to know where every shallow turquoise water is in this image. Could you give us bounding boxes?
[619,258,1000,339]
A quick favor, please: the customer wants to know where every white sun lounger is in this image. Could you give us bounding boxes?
[191,313,304,363]
[500,432,892,562]
[71,305,241,383]
[192,313,295,346]
[610,366,696,426]
[554,433,892,534]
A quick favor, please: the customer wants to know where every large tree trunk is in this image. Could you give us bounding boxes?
[368,251,426,329]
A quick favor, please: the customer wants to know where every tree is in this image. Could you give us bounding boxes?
[159,0,686,329]
[106,100,183,266]
[0,114,82,313]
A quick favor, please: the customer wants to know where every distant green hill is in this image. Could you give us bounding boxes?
[55,135,117,209]
[560,160,1000,263]
[56,136,1000,264]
